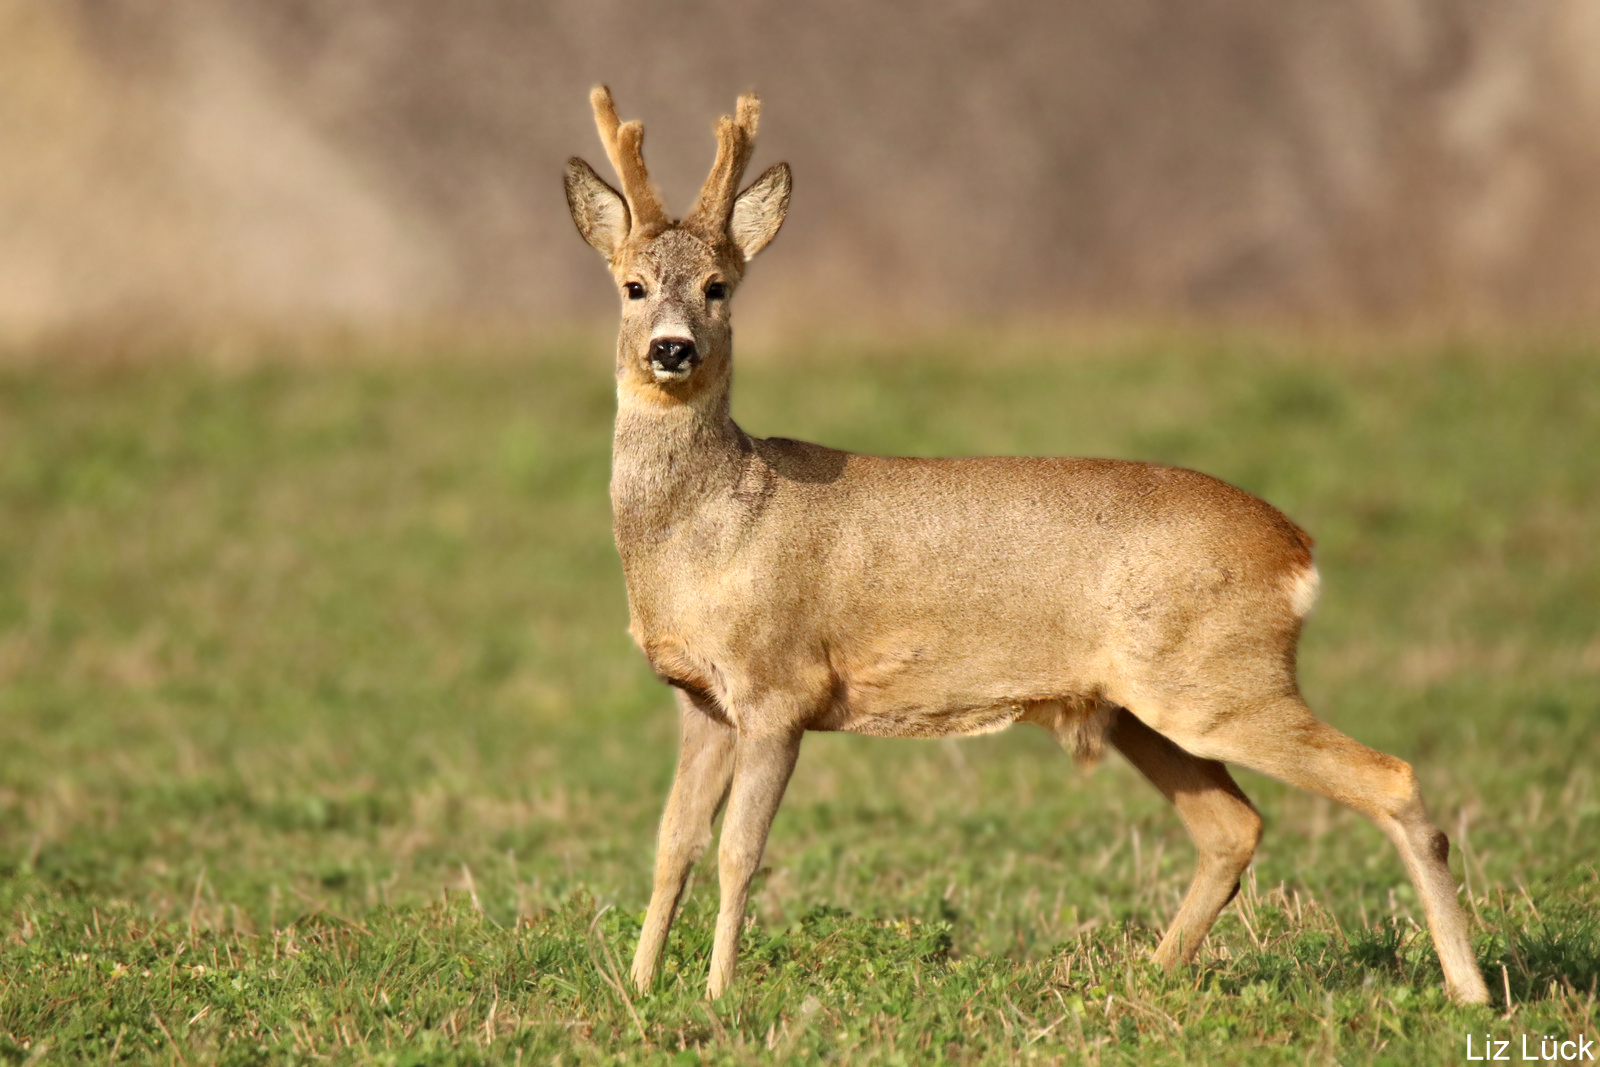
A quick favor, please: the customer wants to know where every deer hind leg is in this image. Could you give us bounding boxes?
[1108,707,1261,967]
[1159,693,1489,1004]
[630,689,736,992]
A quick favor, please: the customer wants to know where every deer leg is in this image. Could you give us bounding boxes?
[630,690,736,992]
[1162,695,1489,1004]
[1108,707,1261,967]
[706,725,803,999]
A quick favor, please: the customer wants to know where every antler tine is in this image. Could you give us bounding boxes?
[589,86,668,235]
[684,92,761,240]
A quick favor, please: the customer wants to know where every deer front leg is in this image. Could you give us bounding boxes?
[630,690,736,992]
[706,725,803,998]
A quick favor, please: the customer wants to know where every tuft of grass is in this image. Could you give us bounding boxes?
[0,334,1597,1063]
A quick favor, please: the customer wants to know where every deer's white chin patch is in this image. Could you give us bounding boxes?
[650,364,694,383]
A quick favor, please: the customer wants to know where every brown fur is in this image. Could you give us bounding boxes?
[563,89,1489,1005]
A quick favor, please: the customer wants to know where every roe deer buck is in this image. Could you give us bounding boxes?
[563,87,1489,1004]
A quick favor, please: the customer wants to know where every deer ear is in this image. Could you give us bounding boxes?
[565,157,631,261]
[729,163,790,261]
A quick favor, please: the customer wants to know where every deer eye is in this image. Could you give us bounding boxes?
[624,282,647,300]
[705,282,729,301]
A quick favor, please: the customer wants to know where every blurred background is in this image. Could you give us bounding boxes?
[4,0,1600,343]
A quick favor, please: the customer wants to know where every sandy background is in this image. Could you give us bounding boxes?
[4,0,1600,340]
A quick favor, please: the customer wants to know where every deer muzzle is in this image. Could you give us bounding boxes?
[647,338,700,381]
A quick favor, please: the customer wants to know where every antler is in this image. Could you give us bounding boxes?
[590,86,669,236]
[683,93,761,241]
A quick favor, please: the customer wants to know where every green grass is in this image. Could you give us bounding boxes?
[0,332,1597,1064]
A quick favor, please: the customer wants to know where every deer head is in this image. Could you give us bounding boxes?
[565,87,791,399]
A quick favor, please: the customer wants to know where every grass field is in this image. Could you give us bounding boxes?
[1,332,1597,1064]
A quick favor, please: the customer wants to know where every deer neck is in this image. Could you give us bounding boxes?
[610,376,749,556]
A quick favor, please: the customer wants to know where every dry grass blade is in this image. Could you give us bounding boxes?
[288,885,374,936]
[149,1013,186,1067]
[586,906,649,1047]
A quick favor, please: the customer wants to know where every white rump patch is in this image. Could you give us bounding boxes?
[1284,564,1321,617]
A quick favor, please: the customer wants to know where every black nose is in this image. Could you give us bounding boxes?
[648,338,698,372]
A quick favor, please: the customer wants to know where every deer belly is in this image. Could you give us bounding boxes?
[834,701,1026,739]
[824,638,1102,740]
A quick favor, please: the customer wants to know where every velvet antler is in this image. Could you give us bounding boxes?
[682,93,761,241]
[590,86,669,236]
